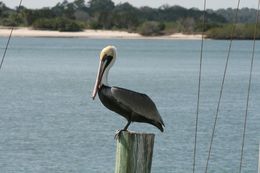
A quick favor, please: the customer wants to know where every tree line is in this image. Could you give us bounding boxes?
[0,0,259,39]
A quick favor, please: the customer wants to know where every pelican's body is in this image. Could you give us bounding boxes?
[92,46,164,133]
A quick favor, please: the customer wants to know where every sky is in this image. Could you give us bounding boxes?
[1,0,259,10]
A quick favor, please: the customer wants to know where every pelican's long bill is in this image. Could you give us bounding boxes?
[91,45,116,100]
[92,60,105,100]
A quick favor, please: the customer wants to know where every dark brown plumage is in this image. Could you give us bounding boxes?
[92,46,165,133]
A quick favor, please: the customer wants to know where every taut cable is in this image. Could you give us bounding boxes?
[0,0,23,70]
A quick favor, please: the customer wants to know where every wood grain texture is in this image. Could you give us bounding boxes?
[115,131,155,173]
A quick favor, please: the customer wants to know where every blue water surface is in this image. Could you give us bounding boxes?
[0,37,259,173]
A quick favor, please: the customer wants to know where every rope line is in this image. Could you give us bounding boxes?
[0,0,23,70]
[239,0,260,172]
[204,0,241,172]
[193,0,207,173]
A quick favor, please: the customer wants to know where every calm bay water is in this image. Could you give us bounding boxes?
[0,37,259,173]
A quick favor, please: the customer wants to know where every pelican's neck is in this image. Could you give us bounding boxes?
[100,56,115,87]
[101,68,109,86]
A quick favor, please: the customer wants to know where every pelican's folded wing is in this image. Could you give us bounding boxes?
[111,86,164,126]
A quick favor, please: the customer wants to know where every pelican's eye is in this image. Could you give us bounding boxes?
[101,54,107,62]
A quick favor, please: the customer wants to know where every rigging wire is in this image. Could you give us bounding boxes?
[204,0,241,172]
[0,0,23,70]
[239,0,260,172]
[193,0,207,173]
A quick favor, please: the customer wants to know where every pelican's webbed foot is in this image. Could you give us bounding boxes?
[114,129,128,140]
[114,121,131,140]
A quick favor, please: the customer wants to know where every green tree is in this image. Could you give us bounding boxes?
[74,0,86,8]
[111,2,141,31]
[32,17,84,31]
[87,0,115,29]
[138,21,165,36]
[88,0,114,13]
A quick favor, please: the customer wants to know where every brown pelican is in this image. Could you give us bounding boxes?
[92,46,165,135]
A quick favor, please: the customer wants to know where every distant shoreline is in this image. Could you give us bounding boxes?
[0,27,202,40]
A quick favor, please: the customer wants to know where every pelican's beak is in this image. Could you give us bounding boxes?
[92,60,105,100]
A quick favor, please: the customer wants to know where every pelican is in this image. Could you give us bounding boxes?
[92,46,165,135]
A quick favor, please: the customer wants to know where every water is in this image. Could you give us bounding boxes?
[0,37,259,173]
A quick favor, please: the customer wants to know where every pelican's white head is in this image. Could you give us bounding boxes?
[92,45,117,99]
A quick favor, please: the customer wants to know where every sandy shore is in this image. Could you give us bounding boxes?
[0,27,202,39]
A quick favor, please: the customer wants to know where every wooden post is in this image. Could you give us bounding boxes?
[115,131,155,173]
